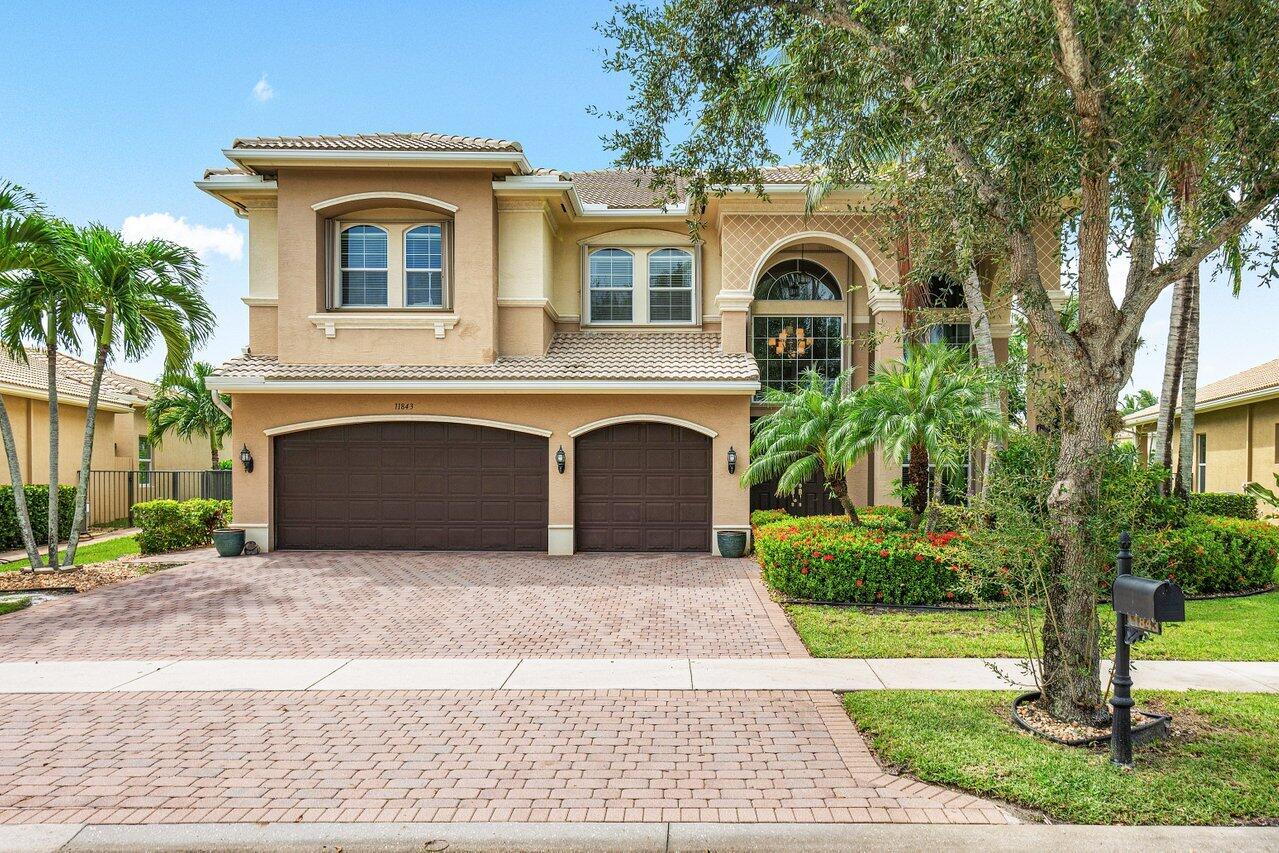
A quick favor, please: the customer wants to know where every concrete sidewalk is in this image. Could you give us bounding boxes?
[2,656,1275,693]
[4,821,1277,852]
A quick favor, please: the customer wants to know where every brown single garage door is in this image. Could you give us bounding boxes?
[274,421,547,551]
[575,421,711,552]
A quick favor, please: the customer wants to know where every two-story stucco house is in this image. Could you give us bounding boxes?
[200,131,1060,555]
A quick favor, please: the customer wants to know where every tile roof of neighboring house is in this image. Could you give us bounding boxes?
[0,350,140,408]
[1127,357,1279,424]
[211,332,759,385]
[54,354,157,402]
[564,166,817,208]
[231,132,523,153]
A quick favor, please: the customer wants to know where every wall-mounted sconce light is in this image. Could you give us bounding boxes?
[239,444,254,473]
[727,446,737,474]
[556,445,566,474]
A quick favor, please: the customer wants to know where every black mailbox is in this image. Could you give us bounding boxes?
[1113,574,1185,630]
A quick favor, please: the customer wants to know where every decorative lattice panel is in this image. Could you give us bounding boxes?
[719,213,900,294]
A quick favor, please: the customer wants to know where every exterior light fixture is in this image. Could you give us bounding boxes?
[239,444,254,473]
[727,446,737,474]
[556,445,566,474]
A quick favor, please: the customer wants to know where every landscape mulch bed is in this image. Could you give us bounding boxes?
[0,559,182,594]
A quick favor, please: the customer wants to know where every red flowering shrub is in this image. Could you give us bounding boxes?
[1133,514,1279,595]
[753,515,984,604]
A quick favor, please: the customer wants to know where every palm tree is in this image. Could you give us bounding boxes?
[742,369,869,522]
[0,183,61,566]
[147,362,230,470]
[856,341,1007,523]
[62,226,212,565]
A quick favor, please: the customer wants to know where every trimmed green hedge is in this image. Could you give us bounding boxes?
[0,485,76,550]
[1134,513,1279,595]
[755,515,997,605]
[1188,492,1257,520]
[133,498,232,555]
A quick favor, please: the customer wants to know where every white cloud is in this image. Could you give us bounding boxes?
[251,74,274,103]
[121,213,244,262]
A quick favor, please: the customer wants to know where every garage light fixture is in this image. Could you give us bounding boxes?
[239,444,254,473]
[556,445,566,474]
[727,446,737,474]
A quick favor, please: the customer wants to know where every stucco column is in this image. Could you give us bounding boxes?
[716,290,753,353]
[868,289,905,505]
[1025,288,1071,432]
[547,431,573,555]
[711,396,753,554]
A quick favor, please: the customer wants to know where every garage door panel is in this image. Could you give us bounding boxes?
[275,422,547,551]
[575,422,710,553]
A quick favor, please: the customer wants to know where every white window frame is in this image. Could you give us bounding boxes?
[137,436,152,487]
[582,245,700,327]
[404,224,447,308]
[647,247,696,325]
[586,247,636,325]
[1196,432,1207,492]
[332,220,451,310]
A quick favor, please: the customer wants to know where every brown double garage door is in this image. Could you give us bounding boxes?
[273,420,711,552]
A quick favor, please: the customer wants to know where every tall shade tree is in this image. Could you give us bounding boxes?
[599,0,1279,723]
[0,218,85,569]
[63,227,212,565]
[0,183,61,566]
[146,361,230,470]
[856,342,1006,521]
[743,368,868,522]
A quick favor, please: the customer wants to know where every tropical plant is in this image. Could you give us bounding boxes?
[1244,474,1279,513]
[147,361,230,469]
[743,369,869,522]
[62,225,213,565]
[854,342,1006,523]
[1118,388,1157,415]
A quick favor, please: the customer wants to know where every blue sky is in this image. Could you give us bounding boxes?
[1,0,1273,394]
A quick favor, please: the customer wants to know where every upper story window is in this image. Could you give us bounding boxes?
[588,248,635,323]
[755,259,841,301]
[340,225,389,306]
[648,248,694,323]
[332,219,450,309]
[405,225,444,307]
[924,275,972,349]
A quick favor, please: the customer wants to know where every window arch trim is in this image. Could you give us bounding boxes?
[754,258,842,301]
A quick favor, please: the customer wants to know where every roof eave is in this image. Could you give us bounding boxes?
[225,148,532,175]
[207,377,759,395]
[1124,385,1279,427]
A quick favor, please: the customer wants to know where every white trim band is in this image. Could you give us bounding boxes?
[209,378,760,395]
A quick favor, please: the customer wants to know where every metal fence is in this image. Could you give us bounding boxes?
[87,469,232,527]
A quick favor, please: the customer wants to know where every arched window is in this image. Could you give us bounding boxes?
[754,259,841,301]
[648,248,694,322]
[405,224,444,307]
[588,248,634,323]
[340,224,388,306]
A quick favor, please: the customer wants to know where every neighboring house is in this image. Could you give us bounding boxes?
[199,131,1067,555]
[0,349,225,523]
[1127,357,1279,500]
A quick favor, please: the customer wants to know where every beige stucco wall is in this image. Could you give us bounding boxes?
[1143,399,1279,502]
[229,392,753,553]
[0,394,130,484]
[274,167,498,365]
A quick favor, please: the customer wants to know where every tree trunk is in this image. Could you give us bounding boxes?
[210,438,220,470]
[45,313,59,571]
[956,233,1002,494]
[63,339,109,566]
[0,399,42,567]
[1152,275,1189,491]
[1041,378,1115,724]
[826,471,860,525]
[907,442,928,523]
[1174,268,1201,500]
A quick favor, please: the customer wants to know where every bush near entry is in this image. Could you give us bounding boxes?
[133,498,231,555]
[754,515,995,605]
[1187,492,1258,520]
[0,485,76,550]
[1135,514,1279,595]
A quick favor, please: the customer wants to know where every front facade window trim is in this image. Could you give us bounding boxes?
[582,245,700,327]
[332,219,451,311]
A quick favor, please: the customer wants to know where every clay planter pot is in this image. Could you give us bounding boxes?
[212,528,246,558]
[716,530,750,558]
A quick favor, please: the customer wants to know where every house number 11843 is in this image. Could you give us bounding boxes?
[394,402,415,411]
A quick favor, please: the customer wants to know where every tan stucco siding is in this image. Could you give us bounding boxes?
[1141,399,1279,503]
[274,168,498,365]
[229,392,752,552]
[0,394,129,483]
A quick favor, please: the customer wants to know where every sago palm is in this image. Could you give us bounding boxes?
[63,226,213,564]
[742,369,869,522]
[147,362,230,470]
[856,341,1006,522]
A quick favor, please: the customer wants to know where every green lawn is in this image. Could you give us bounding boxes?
[788,591,1279,660]
[0,596,31,615]
[0,535,140,573]
[844,690,1279,825]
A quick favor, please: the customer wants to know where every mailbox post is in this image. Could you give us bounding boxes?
[1110,531,1186,767]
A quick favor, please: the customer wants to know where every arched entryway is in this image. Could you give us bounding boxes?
[574,421,711,552]
[273,420,548,550]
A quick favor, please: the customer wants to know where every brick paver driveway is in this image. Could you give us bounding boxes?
[0,550,800,661]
